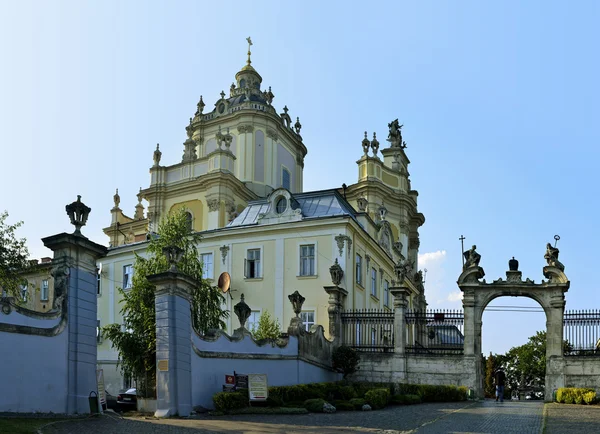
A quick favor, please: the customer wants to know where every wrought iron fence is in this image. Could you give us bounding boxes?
[564,310,600,356]
[341,309,394,352]
[405,309,464,355]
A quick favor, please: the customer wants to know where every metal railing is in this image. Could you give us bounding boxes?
[564,310,600,356]
[405,309,464,355]
[341,309,394,352]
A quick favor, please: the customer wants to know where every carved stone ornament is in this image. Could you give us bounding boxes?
[220,245,229,264]
[294,117,302,134]
[237,125,255,133]
[267,128,279,141]
[357,197,368,212]
[113,188,120,209]
[370,132,379,157]
[394,259,414,284]
[65,195,91,235]
[335,234,346,256]
[207,199,220,212]
[329,259,344,286]
[134,188,144,220]
[362,131,370,156]
[544,242,565,272]
[387,119,403,147]
[288,290,305,317]
[234,293,252,328]
[163,245,183,272]
[463,245,482,270]
[182,137,197,162]
[50,259,72,311]
[195,95,205,116]
[153,143,162,166]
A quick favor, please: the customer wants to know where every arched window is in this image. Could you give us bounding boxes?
[185,211,193,232]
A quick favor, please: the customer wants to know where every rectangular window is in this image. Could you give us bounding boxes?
[300,311,315,332]
[247,310,261,331]
[123,265,133,289]
[282,167,291,190]
[384,279,390,307]
[356,254,362,285]
[41,279,49,301]
[97,319,102,343]
[371,268,377,297]
[299,244,315,276]
[200,253,214,279]
[96,268,101,295]
[245,249,261,278]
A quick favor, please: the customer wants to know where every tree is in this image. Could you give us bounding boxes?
[484,352,498,398]
[252,310,281,341]
[500,331,548,392]
[332,345,360,379]
[102,208,228,397]
[0,211,30,297]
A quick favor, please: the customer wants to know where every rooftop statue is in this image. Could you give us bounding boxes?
[463,245,481,269]
[544,242,565,271]
[387,119,403,147]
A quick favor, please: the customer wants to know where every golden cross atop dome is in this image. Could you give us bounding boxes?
[246,36,253,66]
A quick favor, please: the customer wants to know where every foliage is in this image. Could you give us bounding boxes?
[364,388,391,409]
[484,352,499,398]
[395,384,467,402]
[349,397,367,409]
[252,310,281,341]
[339,385,357,400]
[556,388,596,405]
[0,417,68,434]
[495,331,547,392]
[391,394,421,405]
[102,209,228,397]
[213,392,247,411]
[303,398,328,412]
[269,382,333,403]
[332,400,355,411]
[266,395,284,407]
[0,211,30,298]
[332,345,360,378]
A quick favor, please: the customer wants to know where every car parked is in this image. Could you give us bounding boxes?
[116,388,137,410]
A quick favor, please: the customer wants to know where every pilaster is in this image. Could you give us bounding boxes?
[389,286,409,355]
[323,285,347,344]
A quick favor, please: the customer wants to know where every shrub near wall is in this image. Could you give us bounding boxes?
[396,384,468,402]
[556,388,597,405]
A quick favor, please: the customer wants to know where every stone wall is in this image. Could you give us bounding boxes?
[191,328,340,409]
[563,357,600,391]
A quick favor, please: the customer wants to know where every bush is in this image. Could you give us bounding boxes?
[339,385,357,400]
[269,382,339,404]
[266,395,284,407]
[349,397,366,410]
[332,400,355,411]
[556,388,596,405]
[395,384,467,402]
[332,346,360,378]
[213,392,247,412]
[252,310,281,341]
[365,388,391,410]
[304,398,328,413]
[391,394,421,405]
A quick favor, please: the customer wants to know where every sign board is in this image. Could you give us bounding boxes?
[96,369,106,411]
[235,373,248,390]
[225,375,235,385]
[158,360,169,371]
[248,373,268,401]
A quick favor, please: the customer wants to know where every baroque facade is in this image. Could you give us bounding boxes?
[96,42,426,393]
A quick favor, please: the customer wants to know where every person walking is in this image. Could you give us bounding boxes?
[494,368,506,402]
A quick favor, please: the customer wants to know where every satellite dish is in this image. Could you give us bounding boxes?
[217,272,231,294]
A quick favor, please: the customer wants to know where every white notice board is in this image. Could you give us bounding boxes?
[248,373,268,401]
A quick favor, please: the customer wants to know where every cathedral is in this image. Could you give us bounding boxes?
[96,40,427,391]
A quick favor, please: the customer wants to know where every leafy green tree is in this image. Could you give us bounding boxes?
[252,310,281,340]
[332,345,360,379]
[0,211,30,297]
[500,331,549,392]
[484,352,498,398]
[102,209,228,397]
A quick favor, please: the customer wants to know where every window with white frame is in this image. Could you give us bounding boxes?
[299,244,315,276]
[356,254,362,285]
[282,167,291,190]
[245,249,261,278]
[96,267,101,295]
[371,268,377,297]
[97,319,102,343]
[41,279,49,301]
[300,311,315,331]
[200,253,214,279]
[384,279,390,307]
[247,310,261,331]
[123,265,133,289]
[20,283,28,302]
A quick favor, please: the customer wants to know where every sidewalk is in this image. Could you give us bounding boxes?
[544,403,600,434]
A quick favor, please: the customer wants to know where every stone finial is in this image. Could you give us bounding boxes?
[371,132,379,157]
[162,245,183,272]
[113,188,120,208]
[283,105,289,115]
[134,188,145,220]
[230,82,235,96]
[509,257,519,271]
[234,294,252,328]
[288,290,305,317]
[329,259,344,286]
[294,117,302,134]
[224,127,232,150]
[362,131,370,156]
[195,95,205,116]
[216,126,224,149]
[65,195,91,235]
[153,143,162,167]
[220,90,225,100]
[265,86,274,105]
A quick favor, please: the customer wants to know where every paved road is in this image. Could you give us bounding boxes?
[39,400,600,433]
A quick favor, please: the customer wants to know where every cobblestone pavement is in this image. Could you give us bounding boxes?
[544,403,600,434]
[39,400,600,434]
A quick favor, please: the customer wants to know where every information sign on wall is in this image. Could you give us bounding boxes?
[248,373,268,401]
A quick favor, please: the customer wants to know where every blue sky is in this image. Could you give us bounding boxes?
[1,1,599,355]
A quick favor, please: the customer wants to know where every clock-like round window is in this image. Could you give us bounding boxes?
[275,197,287,214]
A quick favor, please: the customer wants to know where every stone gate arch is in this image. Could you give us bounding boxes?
[457,249,569,401]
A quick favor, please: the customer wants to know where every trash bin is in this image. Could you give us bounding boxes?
[89,391,99,414]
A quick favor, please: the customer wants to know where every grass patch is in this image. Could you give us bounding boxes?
[0,418,68,434]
